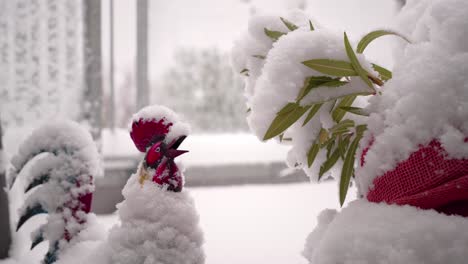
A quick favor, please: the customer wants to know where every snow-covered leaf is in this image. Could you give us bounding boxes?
[329,119,355,135]
[357,29,410,54]
[339,106,370,116]
[302,59,358,77]
[371,63,392,81]
[344,32,374,89]
[252,54,266,59]
[308,20,315,31]
[264,28,285,41]
[332,95,356,122]
[296,76,348,102]
[280,17,298,31]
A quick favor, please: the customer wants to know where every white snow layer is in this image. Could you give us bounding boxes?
[106,169,205,264]
[356,0,468,196]
[130,105,191,144]
[304,200,468,264]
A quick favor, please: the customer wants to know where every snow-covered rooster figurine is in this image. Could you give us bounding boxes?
[8,121,100,264]
[104,105,205,264]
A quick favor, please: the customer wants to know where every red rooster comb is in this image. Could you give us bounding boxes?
[130,118,173,152]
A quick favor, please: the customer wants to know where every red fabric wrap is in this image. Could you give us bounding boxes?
[130,118,172,152]
[363,140,468,217]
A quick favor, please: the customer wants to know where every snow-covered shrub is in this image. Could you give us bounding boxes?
[8,121,100,264]
[106,105,204,264]
[232,10,408,204]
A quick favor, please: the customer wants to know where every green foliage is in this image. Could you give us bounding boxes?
[302,59,358,77]
[249,24,401,205]
[356,29,410,54]
[264,28,286,41]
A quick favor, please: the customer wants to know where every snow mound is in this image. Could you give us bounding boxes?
[106,167,205,264]
[304,200,468,264]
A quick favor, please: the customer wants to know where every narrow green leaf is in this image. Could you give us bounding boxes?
[246,108,251,113]
[240,68,249,74]
[371,63,392,81]
[302,103,323,126]
[357,30,410,54]
[264,28,285,41]
[252,55,266,59]
[280,17,298,31]
[319,147,341,179]
[309,20,315,31]
[277,102,298,115]
[339,106,369,116]
[330,119,355,135]
[31,228,45,250]
[339,125,367,206]
[264,104,309,140]
[332,95,356,122]
[344,32,374,89]
[307,142,320,167]
[296,76,348,102]
[338,135,351,159]
[302,59,358,77]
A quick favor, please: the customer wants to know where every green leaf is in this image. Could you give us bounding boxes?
[339,125,367,206]
[302,59,358,77]
[309,20,315,31]
[240,68,248,74]
[371,63,392,81]
[280,17,298,31]
[302,103,323,126]
[296,76,348,102]
[332,95,356,122]
[25,174,50,193]
[319,147,341,179]
[252,55,266,59]
[339,106,369,116]
[264,28,285,41]
[338,135,351,159]
[277,102,298,115]
[307,142,320,167]
[344,32,374,90]
[246,108,251,113]
[263,103,309,140]
[357,30,410,54]
[330,119,355,135]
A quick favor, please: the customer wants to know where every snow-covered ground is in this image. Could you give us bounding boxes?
[98,182,353,264]
[4,182,355,264]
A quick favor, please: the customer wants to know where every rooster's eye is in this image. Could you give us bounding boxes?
[156,147,160,152]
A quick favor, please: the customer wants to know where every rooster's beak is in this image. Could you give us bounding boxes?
[167,136,188,158]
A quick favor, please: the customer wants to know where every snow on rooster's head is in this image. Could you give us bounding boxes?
[129,105,190,153]
[356,0,468,197]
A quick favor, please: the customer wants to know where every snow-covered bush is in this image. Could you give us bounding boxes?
[232,10,407,204]
[8,121,100,264]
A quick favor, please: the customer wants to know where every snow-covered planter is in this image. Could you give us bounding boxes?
[233,1,468,263]
[106,105,205,264]
[9,121,100,264]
